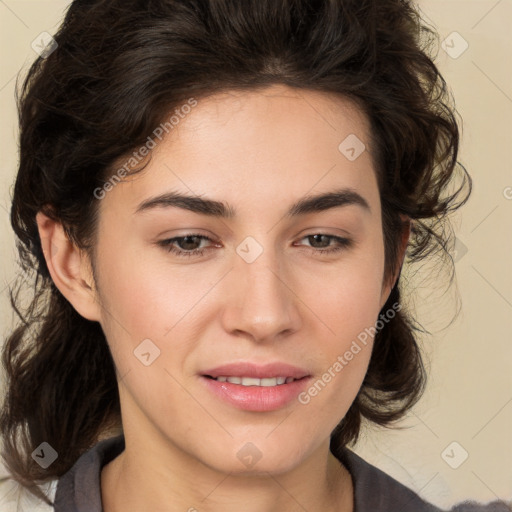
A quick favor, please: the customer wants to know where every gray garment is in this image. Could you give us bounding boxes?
[53,435,510,512]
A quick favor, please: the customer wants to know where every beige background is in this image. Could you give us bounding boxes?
[1,0,511,509]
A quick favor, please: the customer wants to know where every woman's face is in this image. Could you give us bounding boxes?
[92,84,396,474]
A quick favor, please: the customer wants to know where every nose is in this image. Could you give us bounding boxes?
[220,244,302,343]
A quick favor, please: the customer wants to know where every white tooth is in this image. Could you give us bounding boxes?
[240,377,261,386]
[220,376,294,386]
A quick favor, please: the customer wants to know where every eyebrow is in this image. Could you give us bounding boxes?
[134,187,371,218]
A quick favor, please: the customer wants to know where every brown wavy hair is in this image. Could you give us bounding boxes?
[1,0,470,504]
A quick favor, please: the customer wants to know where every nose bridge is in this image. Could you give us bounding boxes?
[224,236,301,341]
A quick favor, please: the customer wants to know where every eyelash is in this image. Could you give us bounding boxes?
[157,233,352,258]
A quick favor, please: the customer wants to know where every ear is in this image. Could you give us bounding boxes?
[36,211,102,322]
[379,215,411,309]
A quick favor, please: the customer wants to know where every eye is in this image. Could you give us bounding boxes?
[157,234,219,258]
[295,234,352,254]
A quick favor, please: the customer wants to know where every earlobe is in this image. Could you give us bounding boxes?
[36,211,102,322]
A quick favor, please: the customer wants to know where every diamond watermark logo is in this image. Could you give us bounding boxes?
[236,236,264,263]
[338,134,366,161]
[453,237,469,263]
[31,32,58,59]
[441,32,469,59]
[236,442,263,468]
[441,441,469,469]
[31,442,58,469]
[134,338,161,366]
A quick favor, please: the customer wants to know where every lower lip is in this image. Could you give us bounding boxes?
[201,376,312,412]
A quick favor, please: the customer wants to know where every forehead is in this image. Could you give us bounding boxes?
[99,85,378,218]
[163,85,372,159]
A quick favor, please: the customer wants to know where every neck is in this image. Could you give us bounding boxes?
[101,432,353,512]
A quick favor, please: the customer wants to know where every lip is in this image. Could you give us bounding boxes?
[200,362,312,412]
[201,362,310,380]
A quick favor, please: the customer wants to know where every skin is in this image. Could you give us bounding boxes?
[37,84,409,512]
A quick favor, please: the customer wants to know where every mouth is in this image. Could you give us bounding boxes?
[201,374,311,411]
[199,362,312,411]
[203,375,302,386]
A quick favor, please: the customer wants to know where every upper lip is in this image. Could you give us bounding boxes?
[202,362,311,379]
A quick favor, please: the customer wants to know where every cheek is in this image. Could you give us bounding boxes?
[94,254,199,414]
[303,240,386,397]
[313,269,383,334]
[96,249,207,339]
[307,242,386,341]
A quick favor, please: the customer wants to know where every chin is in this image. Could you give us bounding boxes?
[194,435,314,476]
